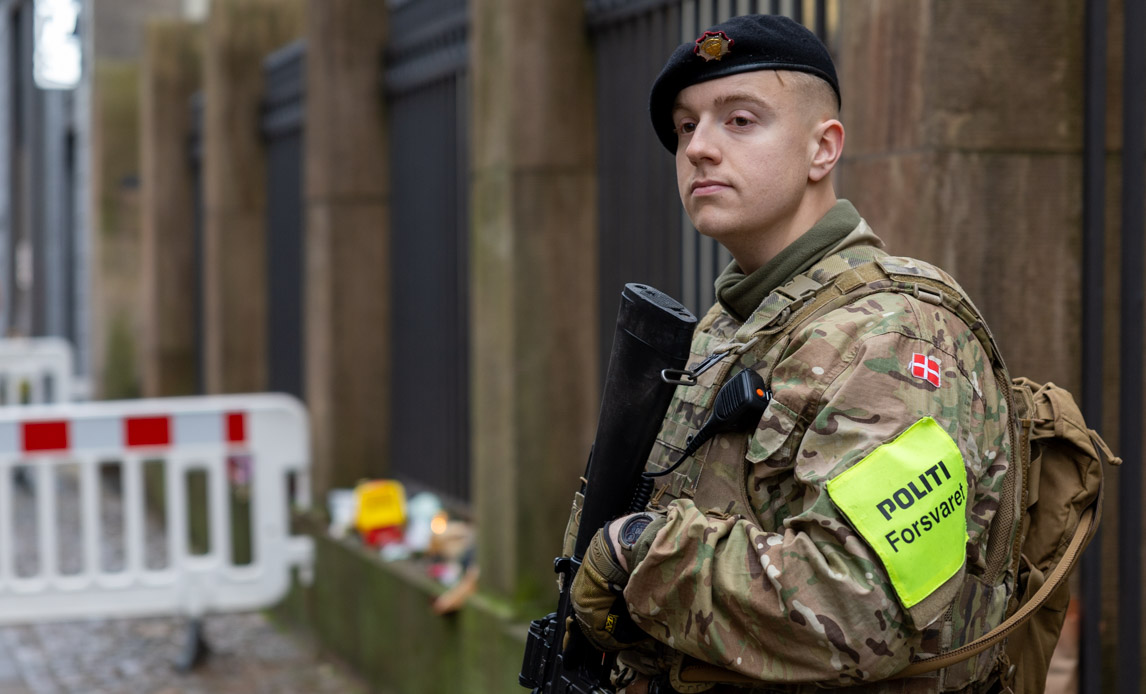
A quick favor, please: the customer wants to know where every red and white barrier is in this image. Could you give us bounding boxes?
[0,337,74,405]
[0,393,312,624]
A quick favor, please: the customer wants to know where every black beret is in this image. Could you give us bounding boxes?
[649,14,840,153]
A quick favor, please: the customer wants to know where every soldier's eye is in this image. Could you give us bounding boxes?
[731,116,752,127]
[676,121,696,135]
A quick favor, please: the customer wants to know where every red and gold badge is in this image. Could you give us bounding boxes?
[693,31,733,62]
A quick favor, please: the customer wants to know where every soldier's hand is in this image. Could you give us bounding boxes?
[569,523,649,652]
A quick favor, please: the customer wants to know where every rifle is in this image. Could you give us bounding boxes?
[519,283,696,694]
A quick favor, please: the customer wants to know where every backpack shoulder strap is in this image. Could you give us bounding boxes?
[735,254,1009,380]
[677,255,1029,686]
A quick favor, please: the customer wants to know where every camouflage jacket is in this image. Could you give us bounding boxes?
[618,221,1015,693]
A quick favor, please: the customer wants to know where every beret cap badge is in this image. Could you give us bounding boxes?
[693,31,733,61]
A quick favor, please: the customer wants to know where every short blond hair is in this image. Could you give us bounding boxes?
[776,70,840,121]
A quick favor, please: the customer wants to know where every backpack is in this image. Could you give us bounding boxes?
[673,256,1120,692]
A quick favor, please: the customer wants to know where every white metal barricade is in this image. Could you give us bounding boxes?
[0,393,313,625]
[0,337,74,405]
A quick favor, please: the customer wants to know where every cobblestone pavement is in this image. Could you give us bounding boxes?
[0,612,369,694]
[0,467,370,694]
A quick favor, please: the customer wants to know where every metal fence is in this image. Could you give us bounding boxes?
[261,40,306,402]
[383,0,471,505]
[585,0,829,370]
[0,337,72,404]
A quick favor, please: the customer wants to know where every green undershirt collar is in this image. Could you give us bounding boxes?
[714,199,862,322]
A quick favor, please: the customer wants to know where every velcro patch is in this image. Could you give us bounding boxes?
[826,417,967,608]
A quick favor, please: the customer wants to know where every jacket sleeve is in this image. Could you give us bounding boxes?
[621,294,1009,685]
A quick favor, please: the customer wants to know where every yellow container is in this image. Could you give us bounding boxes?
[354,479,407,532]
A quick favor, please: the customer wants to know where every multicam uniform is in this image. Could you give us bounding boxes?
[614,213,1016,693]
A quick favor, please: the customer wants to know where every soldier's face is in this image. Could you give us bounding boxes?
[672,71,821,250]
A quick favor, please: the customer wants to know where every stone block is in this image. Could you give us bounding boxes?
[839,0,1084,155]
[835,0,927,157]
[921,0,1083,153]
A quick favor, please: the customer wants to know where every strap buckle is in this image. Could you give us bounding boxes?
[912,283,945,306]
[660,351,727,386]
[659,337,760,386]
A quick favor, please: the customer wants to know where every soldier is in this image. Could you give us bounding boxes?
[569,14,1016,694]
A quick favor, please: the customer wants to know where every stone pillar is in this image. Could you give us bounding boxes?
[835,0,1084,390]
[201,0,303,394]
[470,0,599,605]
[139,21,202,398]
[303,0,390,497]
[90,60,143,400]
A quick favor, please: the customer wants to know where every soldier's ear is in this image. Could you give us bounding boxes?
[809,119,844,183]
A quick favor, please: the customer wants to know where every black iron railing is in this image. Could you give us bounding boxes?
[383,0,471,506]
[261,39,307,401]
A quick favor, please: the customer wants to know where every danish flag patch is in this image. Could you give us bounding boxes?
[910,353,942,388]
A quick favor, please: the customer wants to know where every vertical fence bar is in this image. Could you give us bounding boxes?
[80,456,99,577]
[166,455,187,566]
[122,455,145,575]
[208,461,230,566]
[1119,1,1146,692]
[37,463,56,579]
[1081,0,1107,690]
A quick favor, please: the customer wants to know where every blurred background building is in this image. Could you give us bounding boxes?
[0,0,1141,692]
